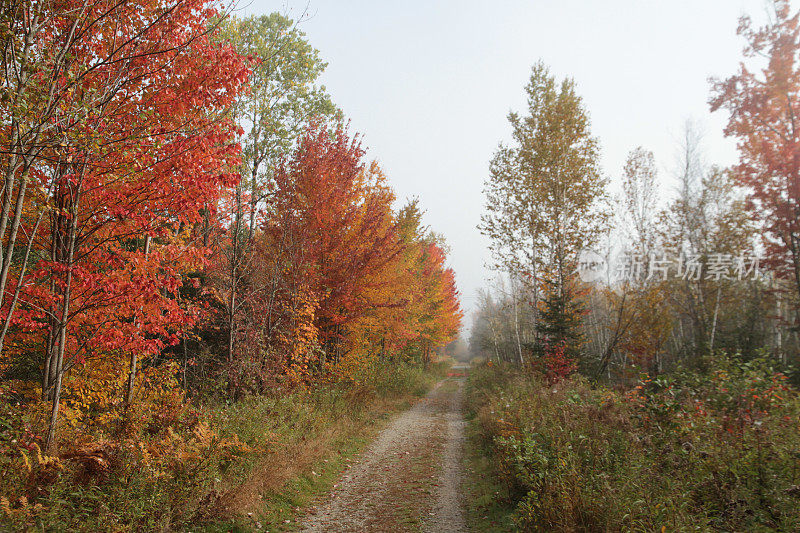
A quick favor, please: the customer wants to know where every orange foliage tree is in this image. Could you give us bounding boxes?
[1,0,249,449]
[711,0,800,303]
[259,122,461,378]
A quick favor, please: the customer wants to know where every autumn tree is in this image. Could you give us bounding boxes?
[262,123,404,371]
[345,199,421,362]
[481,61,608,359]
[586,147,667,379]
[1,0,248,449]
[621,147,659,258]
[470,280,537,364]
[711,0,800,307]
[412,241,462,367]
[211,13,339,365]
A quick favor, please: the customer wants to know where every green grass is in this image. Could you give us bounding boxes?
[213,414,391,532]
[462,418,516,532]
[207,433,376,532]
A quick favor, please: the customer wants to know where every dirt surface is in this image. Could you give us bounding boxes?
[297,368,469,533]
[428,373,468,532]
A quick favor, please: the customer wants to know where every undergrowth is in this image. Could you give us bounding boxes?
[465,355,800,532]
[0,359,449,531]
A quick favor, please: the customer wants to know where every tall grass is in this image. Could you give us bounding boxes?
[466,356,800,532]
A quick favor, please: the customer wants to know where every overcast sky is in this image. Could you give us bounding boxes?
[241,0,785,334]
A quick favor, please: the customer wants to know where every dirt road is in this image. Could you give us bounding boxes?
[297,368,469,533]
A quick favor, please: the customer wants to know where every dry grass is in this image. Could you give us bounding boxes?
[214,395,410,519]
[200,361,452,531]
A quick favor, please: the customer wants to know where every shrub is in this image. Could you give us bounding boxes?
[466,355,800,531]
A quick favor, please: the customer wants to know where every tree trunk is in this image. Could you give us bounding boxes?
[125,235,151,408]
[512,282,524,366]
[709,285,722,352]
[44,173,82,452]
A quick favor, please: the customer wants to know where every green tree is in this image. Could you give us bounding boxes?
[222,13,340,230]
[537,277,586,359]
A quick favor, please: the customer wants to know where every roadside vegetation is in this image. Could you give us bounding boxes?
[465,358,800,531]
[207,360,451,532]
[1,360,450,531]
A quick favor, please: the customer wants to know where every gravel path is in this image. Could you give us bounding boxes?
[428,375,468,532]
[297,369,469,533]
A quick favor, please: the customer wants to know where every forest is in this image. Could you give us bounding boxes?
[5,0,800,532]
[466,1,800,531]
[0,1,462,530]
